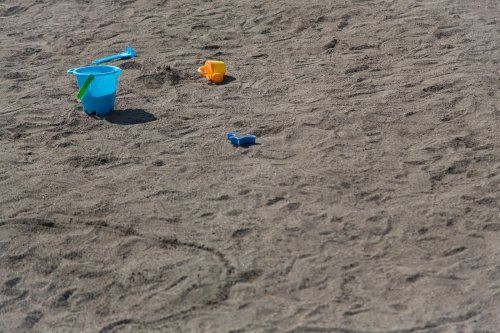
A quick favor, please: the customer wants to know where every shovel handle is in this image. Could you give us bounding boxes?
[77,75,94,101]
[92,53,124,65]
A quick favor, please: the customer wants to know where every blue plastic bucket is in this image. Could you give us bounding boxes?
[67,65,122,117]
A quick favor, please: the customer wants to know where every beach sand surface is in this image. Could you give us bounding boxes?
[0,0,499,332]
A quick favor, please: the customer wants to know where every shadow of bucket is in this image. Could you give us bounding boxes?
[67,65,122,117]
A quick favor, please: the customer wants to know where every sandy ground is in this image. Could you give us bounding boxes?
[1,0,499,332]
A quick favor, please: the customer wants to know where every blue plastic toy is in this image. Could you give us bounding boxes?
[67,65,122,117]
[226,132,256,146]
[92,47,136,65]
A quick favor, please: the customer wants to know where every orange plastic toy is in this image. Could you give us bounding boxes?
[198,60,226,84]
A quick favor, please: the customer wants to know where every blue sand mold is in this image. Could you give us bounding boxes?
[226,132,256,146]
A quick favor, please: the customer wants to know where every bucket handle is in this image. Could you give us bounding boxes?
[76,74,95,101]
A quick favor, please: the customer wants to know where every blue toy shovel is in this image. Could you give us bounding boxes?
[92,47,136,65]
[227,132,257,147]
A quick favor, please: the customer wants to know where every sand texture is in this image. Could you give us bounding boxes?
[1,0,499,332]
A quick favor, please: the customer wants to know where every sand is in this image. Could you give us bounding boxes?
[1,0,499,332]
